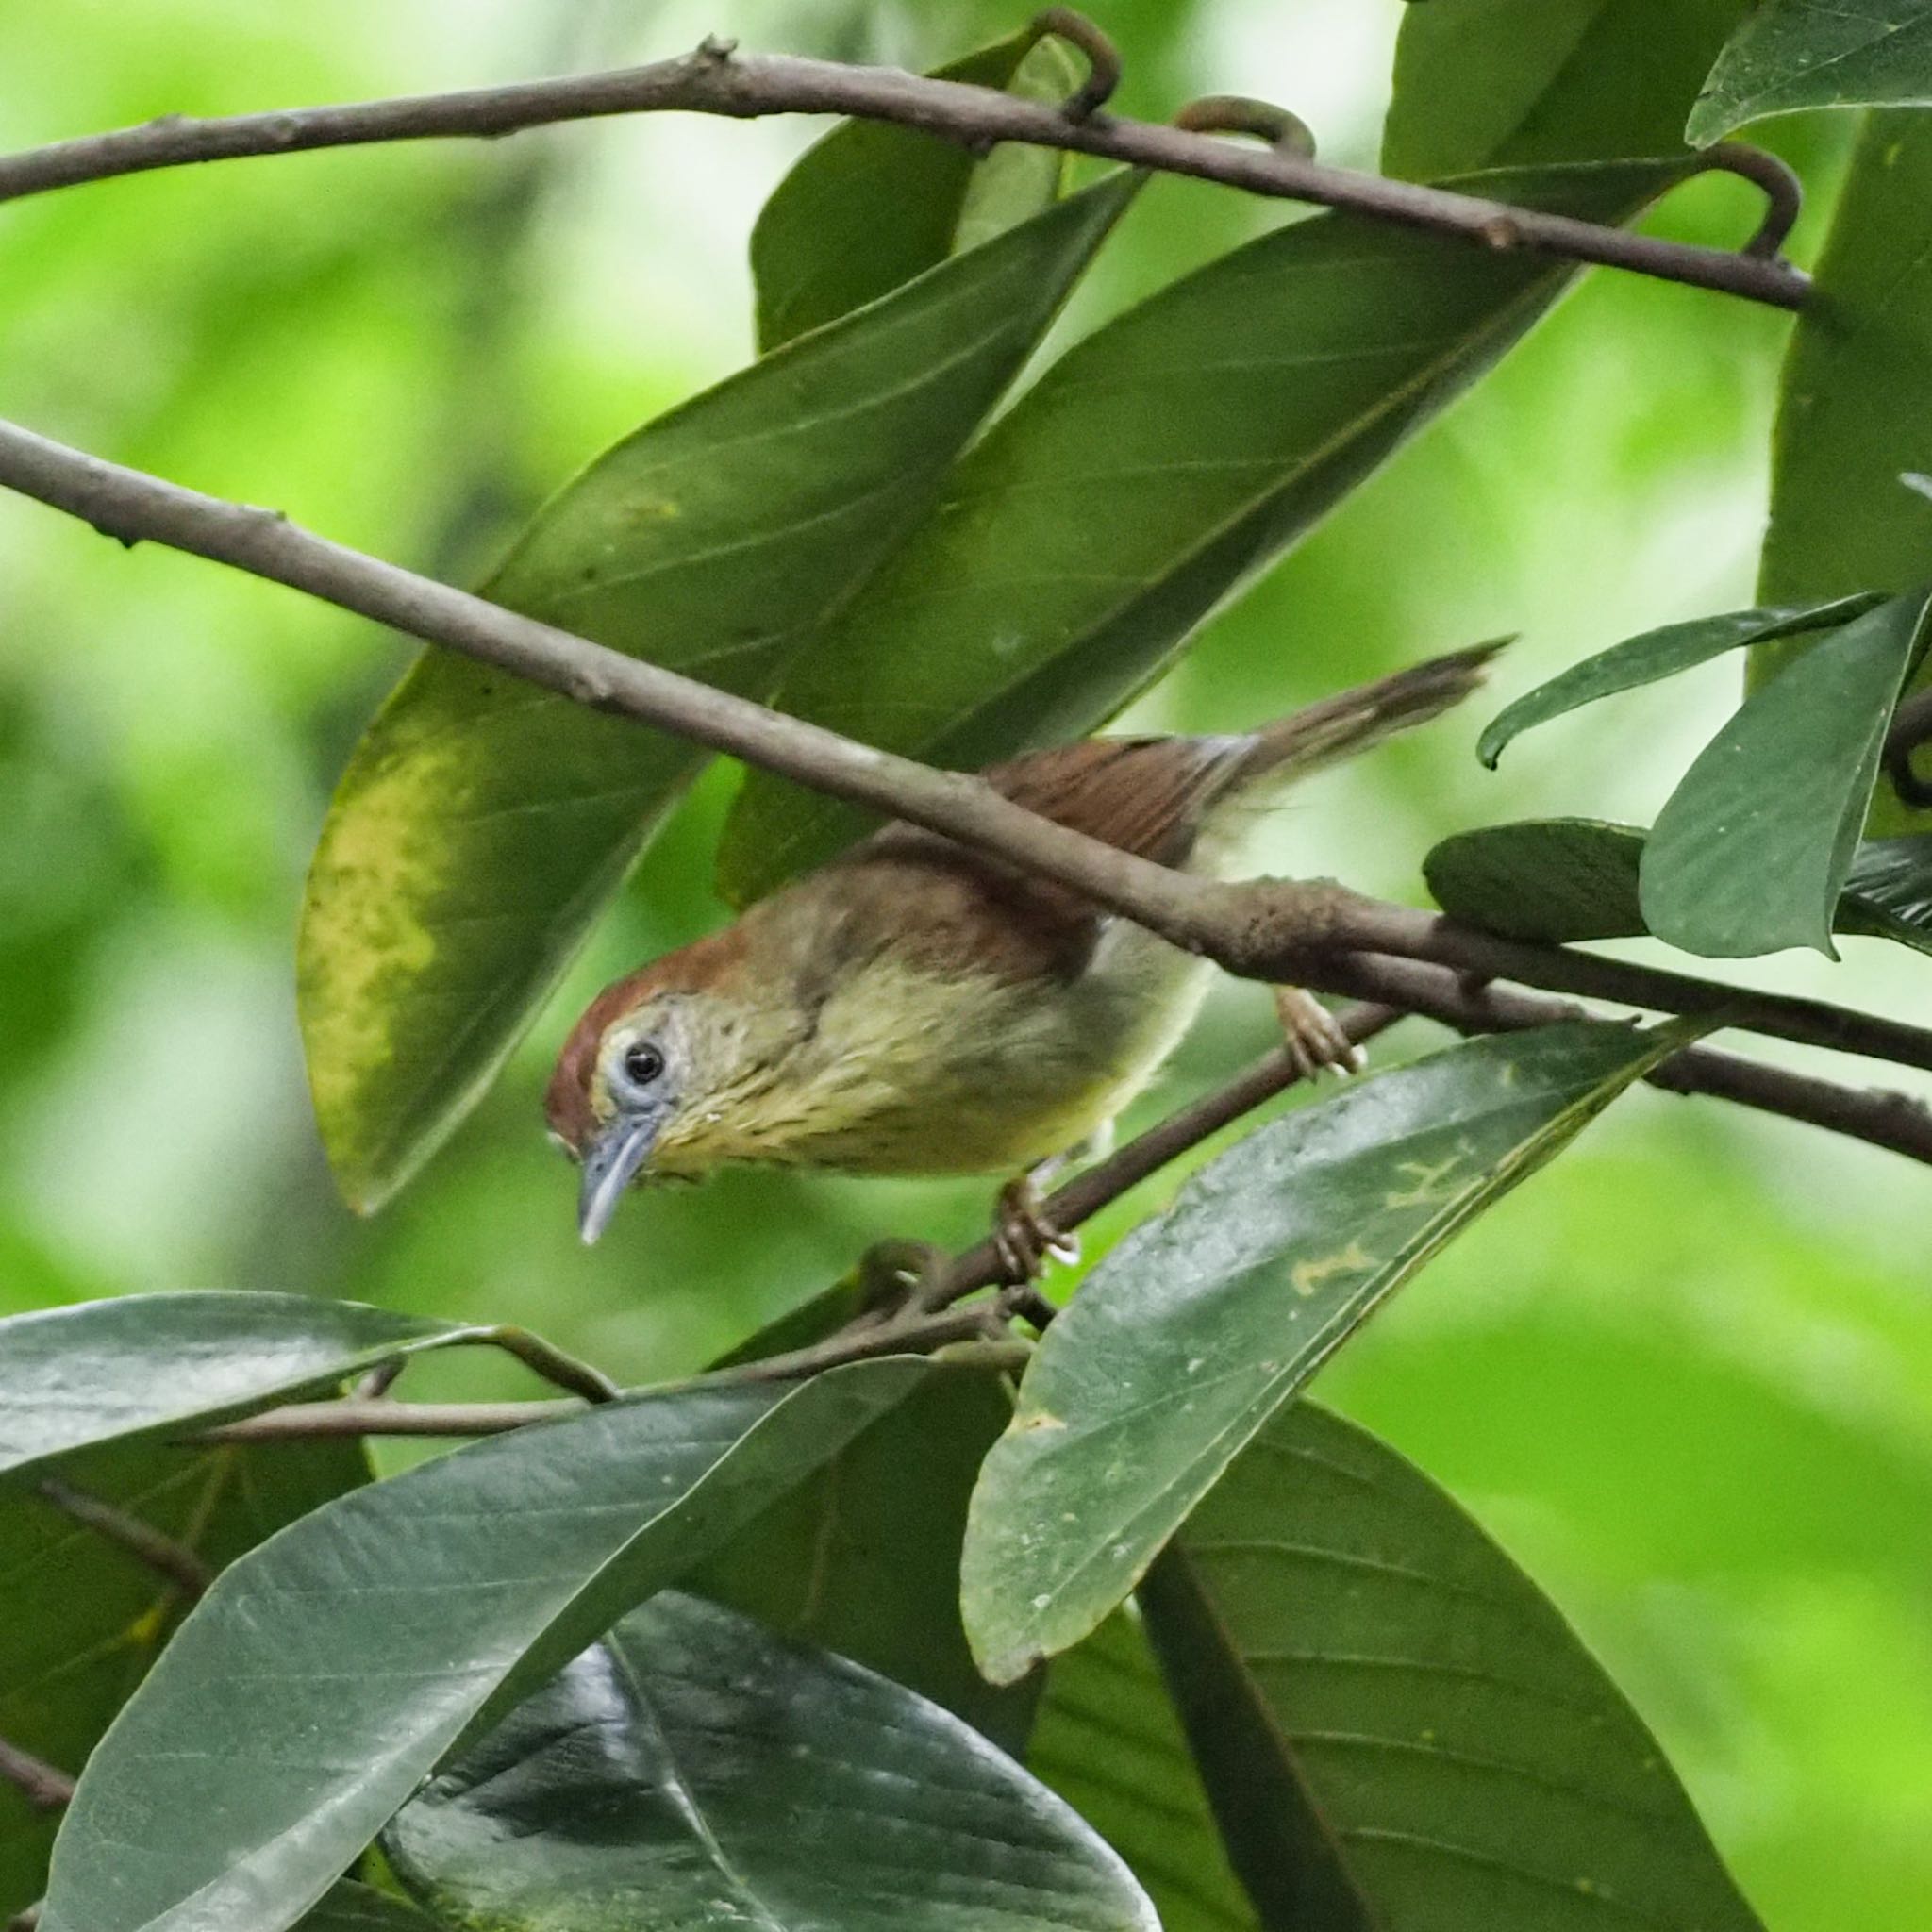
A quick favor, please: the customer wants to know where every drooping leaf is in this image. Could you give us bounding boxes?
[689,1364,1034,1751]
[1386,0,1747,179]
[1689,0,1932,142]
[1426,816,1932,954]
[1,1436,370,1919]
[40,1359,927,1932]
[0,1291,499,1483]
[1757,109,1932,834]
[1139,1401,1765,1931]
[297,174,1138,1213]
[1476,594,1883,768]
[1029,1612,1257,1932]
[1641,588,1932,957]
[753,27,1077,350]
[291,1882,444,1932]
[383,1592,1156,1932]
[718,158,1690,904]
[961,1024,1691,1684]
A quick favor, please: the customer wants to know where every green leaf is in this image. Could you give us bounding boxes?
[1757,109,1932,833]
[41,1358,927,1932]
[752,28,1076,351]
[961,1023,1690,1684]
[292,1883,444,1932]
[1386,0,1746,179]
[1139,1401,1764,1931]
[1426,816,1932,953]
[1641,588,1932,957]
[719,158,1687,903]
[1,1437,370,1919]
[689,1363,1035,1752]
[1029,1612,1257,1932]
[1689,0,1932,142]
[384,1591,1156,1932]
[0,1292,491,1483]
[297,174,1138,1213]
[1476,594,1883,767]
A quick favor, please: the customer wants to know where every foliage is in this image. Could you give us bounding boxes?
[6,5,1932,1932]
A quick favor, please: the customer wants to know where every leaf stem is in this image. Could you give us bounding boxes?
[33,1475,214,1600]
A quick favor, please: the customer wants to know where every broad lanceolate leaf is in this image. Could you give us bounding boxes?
[719,159,1688,904]
[1427,816,1932,954]
[1029,1613,1257,1932]
[961,1023,1690,1684]
[385,1592,1157,1932]
[1688,0,1932,142]
[1757,109,1932,833]
[1,1436,369,1918]
[1386,0,1746,179]
[1141,1401,1765,1931]
[297,175,1137,1213]
[1476,594,1883,768]
[690,1363,1033,1751]
[0,1292,486,1482]
[753,28,1076,350]
[41,1359,927,1932]
[1641,588,1932,957]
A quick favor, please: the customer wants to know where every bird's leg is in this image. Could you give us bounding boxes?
[992,1162,1081,1286]
[1274,985,1366,1078]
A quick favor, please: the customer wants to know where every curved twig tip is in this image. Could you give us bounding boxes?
[1030,7,1120,122]
[1174,93,1316,161]
[1690,141,1803,260]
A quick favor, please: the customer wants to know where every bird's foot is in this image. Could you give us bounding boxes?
[1274,985,1365,1079]
[992,1174,1080,1286]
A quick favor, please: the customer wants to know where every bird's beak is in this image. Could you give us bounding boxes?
[576,1109,660,1245]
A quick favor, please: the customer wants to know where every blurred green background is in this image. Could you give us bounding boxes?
[1,3,1927,1924]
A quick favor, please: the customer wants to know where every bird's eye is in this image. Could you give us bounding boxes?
[621,1040,666,1090]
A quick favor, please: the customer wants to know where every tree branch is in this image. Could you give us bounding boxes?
[5,415,1932,1090]
[0,1738,74,1812]
[33,1475,213,1600]
[0,34,1807,309]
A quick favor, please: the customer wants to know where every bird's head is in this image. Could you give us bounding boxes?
[545,928,778,1243]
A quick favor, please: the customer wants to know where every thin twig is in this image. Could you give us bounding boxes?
[8,1903,42,1932]
[3,419,1930,1088]
[0,1739,74,1812]
[1313,952,1932,1167]
[0,41,1807,309]
[33,1475,214,1600]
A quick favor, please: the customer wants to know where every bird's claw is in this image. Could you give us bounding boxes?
[992,1175,1080,1287]
[1274,985,1365,1079]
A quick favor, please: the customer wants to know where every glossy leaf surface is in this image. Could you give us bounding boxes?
[1141,1401,1764,1930]
[752,28,1074,350]
[0,1292,472,1482]
[41,1359,926,1932]
[1387,0,1745,178]
[720,159,1684,903]
[1029,1612,1257,1932]
[962,1024,1687,1683]
[0,1436,369,1918]
[385,1591,1157,1932]
[298,175,1136,1210]
[1641,589,1932,956]
[1689,0,1932,142]
[1476,594,1882,768]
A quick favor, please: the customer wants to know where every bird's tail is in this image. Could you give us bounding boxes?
[1240,640,1507,784]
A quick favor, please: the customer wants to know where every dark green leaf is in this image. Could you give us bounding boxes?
[719,159,1688,903]
[1476,594,1883,767]
[1845,834,1932,947]
[1030,1613,1257,1932]
[297,175,1137,1212]
[1386,0,1746,179]
[41,1359,927,1932]
[690,1364,1034,1751]
[1140,1401,1764,1931]
[292,1883,442,1932]
[1757,109,1932,834]
[961,1023,1690,1684]
[1689,0,1932,142]
[1425,818,1646,941]
[0,1292,484,1483]
[752,29,1076,350]
[384,1592,1156,1932]
[1641,589,1932,957]
[1,1437,370,1919]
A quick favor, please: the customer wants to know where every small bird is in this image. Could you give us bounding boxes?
[547,646,1496,1258]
